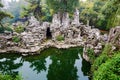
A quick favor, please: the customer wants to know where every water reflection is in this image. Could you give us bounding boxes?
[0,47,90,80]
[0,54,23,77]
[47,49,79,80]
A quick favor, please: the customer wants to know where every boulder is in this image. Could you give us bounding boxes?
[108,26,120,49]
[61,12,70,29]
[71,8,80,27]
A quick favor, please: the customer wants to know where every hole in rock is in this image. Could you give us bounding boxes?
[46,27,52,39]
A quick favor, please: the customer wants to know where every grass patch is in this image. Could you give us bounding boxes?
[12,36,21,43]
[56,35,64,41]
[14,26,24,33]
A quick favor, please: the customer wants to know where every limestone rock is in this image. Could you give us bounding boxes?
[71,8,80,27]
[108,26,120,49]
[61,12,70,29]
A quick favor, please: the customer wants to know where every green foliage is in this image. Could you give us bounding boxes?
[92,43,120,80]
[0,26,4,33]
[0,12,13,21]
[93,52,120,80]
[0,73,22,80]
[0,26,13,33]
[14,26,24,33]
[0,0,13,22]
[91,43,112,73]
[86,48,95,63]
[3,0,26,23]
[21,0,52,22]
[12,36,21,43]
[21,0,42,21]
[56,35,64,41]
[101,0,120,29]
[0,0,13,31]
[46,0,79,13]
[4,27,13,32]
[102,43,112,55]
[79,0,120,30]
[91,54,108,72]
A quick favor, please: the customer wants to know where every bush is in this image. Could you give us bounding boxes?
[93,53,120,80]
[12,36,21,43]
[0,26,4,33]
[91,54,109,72]
[0,26,13,33]
[56,35,64,41]
[14,26,24,33]
[91,43,112,70]
[102,43,112,55]
[87,48,95,63]
[4,26,13,32]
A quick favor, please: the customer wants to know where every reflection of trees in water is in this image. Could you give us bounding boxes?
[27,58,46,74]
[23,56,47,74]
[81,59,91,76]
[47,48,80,80]
[0,54,23,77]
[0,47,90,80]
[30,59,46,74]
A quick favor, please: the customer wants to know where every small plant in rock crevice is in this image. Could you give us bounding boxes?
[56,35,65,41]
[12,36,21,43]
[87,48,95,63]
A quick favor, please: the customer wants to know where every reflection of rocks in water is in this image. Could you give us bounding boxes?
[0,54,23,77]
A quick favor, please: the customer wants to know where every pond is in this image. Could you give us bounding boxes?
[0,47,91,80]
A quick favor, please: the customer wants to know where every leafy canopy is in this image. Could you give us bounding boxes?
[46,0,79,13]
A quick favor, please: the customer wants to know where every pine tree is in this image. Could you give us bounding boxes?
[21,0,42,21]
[46,0,79,14]
[0,0,13,32]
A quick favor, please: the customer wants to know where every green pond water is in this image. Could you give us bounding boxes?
[0,47,91,80]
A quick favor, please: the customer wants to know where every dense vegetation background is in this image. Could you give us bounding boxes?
[1,0,120,30]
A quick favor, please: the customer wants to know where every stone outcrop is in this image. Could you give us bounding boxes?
[21,17,46,48]
[108,26,120,49]
[0,9,119,59]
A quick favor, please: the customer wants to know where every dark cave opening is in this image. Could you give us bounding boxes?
[46,27,52,39]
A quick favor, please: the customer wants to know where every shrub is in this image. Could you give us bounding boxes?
[87,48,95,63]
[0,26,4,33]
[102,43,112,55]
[93,53,120,80]
[0,26,13,33]
[4,27,13,32]
[14,26,24,33]
[91,54,109,72]
[12,36,21,43]
[56,35,64,41]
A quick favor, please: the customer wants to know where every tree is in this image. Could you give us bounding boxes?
[0,0,13,33]
[80,0,96,26]
[79,0,106,27]
[45,0,79,24]
[100,0,120,29]
[21,0,42,21]
[5,0,26,23]
[47,0,79,13]
[0,0,13,32]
